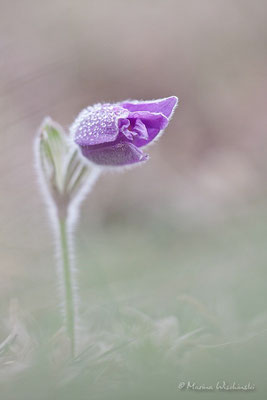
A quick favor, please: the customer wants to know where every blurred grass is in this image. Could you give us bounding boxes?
[0,201,267,399]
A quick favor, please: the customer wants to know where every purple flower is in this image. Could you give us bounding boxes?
[71,96,178,167]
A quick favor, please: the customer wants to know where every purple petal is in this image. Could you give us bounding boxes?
[80,142,149,167]
[118,118,133,140]
[132,119,148,140]
[127,111,169,147]
[71,103,128,146]
[121,96,178,119]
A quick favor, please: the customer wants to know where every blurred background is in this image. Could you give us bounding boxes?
[1,0,267,399]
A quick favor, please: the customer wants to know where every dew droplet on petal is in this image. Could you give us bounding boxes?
[72,103,128,145]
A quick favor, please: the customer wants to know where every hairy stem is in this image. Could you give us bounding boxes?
[58,216,76,358]
[54,167,101,359]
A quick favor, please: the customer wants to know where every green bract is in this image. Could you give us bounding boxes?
[37,118,90,215]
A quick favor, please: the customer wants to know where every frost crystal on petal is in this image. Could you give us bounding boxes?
[71,103,128,146]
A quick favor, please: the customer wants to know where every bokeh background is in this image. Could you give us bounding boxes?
[1,0,267,399]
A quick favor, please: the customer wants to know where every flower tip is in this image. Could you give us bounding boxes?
[170,95,178,106]
[165,95,179,112]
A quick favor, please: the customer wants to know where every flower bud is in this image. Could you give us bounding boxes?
[36,118,91,217]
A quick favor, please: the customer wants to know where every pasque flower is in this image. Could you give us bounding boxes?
[71,96,178,167]
[35,95,178,359]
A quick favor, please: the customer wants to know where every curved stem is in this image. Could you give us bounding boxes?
[58,216,76,358]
